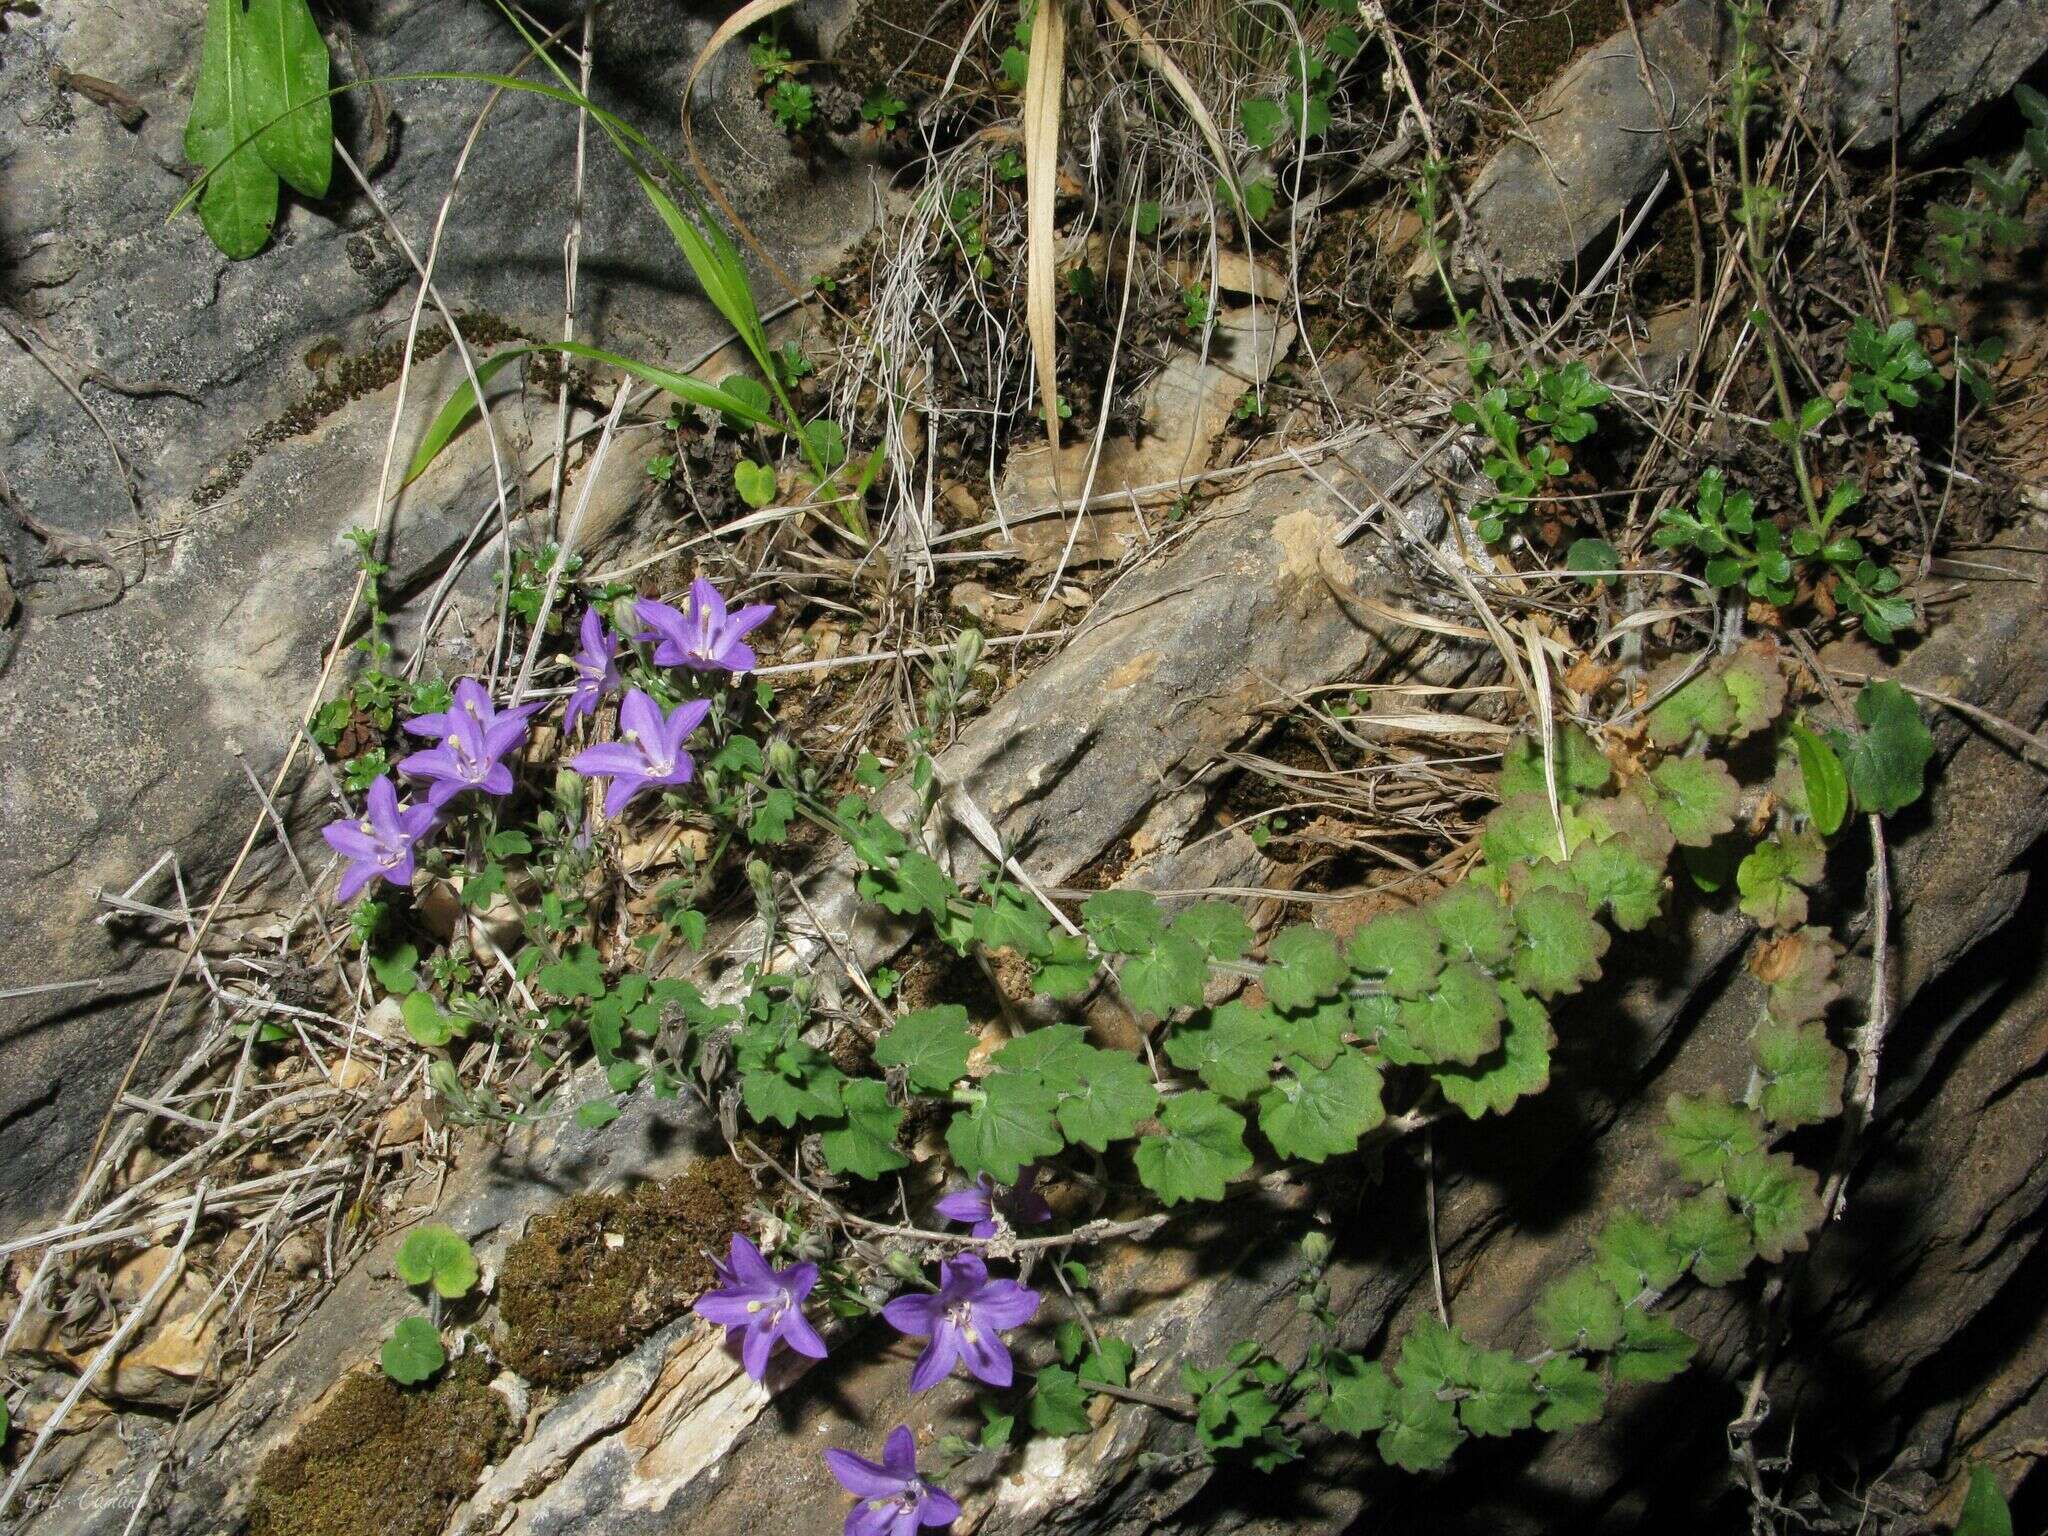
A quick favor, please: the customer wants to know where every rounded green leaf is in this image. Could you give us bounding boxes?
[394,1223,477,1300]
[1133,1092,1252,1205]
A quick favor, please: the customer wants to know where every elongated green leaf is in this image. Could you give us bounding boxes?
[241,0,331,197]
[1788,720,1848,836]
[406,343,779,483]
[185,0,279,258]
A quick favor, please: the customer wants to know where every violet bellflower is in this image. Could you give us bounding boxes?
[881,1254,1040,1392]
[931,1167,1053,1239]
[320,775,439,902]
[568,688,711,818]
[691,1233,828,1381]
[635,577,775,674]
[397,676,540,808]
[823,1426,961,1536]
[563,608,623,733]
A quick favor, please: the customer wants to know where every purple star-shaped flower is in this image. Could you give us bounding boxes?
[397,677,541,808]
[691,1233,828,1380]
[824,1426,961,1536]
[564,608,623,733]
[568,688,711,818]
[931,1167,1054,1239]
[320,775,439,903]
[635,578,775,674]
[882,1254,1040,1392]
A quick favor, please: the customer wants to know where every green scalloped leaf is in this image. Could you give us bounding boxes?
[1164,1002,1278,1100]
[1431,883,1515,967]
[1133,1091,1253,1205]
[820,1078,910,1178]
[993,1024,1093,1089]
[1377,1381,1466,1472]
[1750,1021,1846,1128]
[1346,908,1444,998]
[1055,1045,1159,1151]
[1511,886,1611,999]
[1666,1191,1756,1286]
[1612,1306,1696,1383]
[948,1073,1064,1183]
[1534,1354,1607,1430]
[1646,666,1737,747]
[1500,724,1613,804]
[380,1315,446,1385]
[1171,902,1255,961]
[1755,926,1844,1024]
[1262,925,1347,1012]
[875,1004,976,1092]
[1434,982,1553,1118]
[1118,930,1210,1017]
[1566,835,1666,931]
[1459,1348,1539,1438]
[1396,961,1505,1066]
[1646,756,1741,847]
[1592,1213,1684,1303]
[1723,1149,1824,1262]
[1533,1264,1624,1353]
[1309,1351,1395,1435]
[1481,793,1571,869]
[1836,680,1935,816]
[1737,833,1827,929]
[1659,1088,1767,1183]
[1394,1316,1477,1392]
[1720,647,1788,738]
[1031,934,1100,998]
[394,1224,477,1299]
[1082,889,1166,955]
[1257,1048,1385,1163]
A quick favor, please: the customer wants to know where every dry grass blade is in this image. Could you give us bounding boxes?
[1099,0,1239,207]
[1023,0,1067,476]
[681,0,806,300]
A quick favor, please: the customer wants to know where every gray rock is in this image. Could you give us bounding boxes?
[1812,0,2048,158]
[0,0,876,1234]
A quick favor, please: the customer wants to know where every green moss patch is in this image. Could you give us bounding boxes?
[248,1356,512,1536]
[496,1157,757,1385]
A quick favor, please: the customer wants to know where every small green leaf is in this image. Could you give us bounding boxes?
[1459,1348,1539,1438]
[1837,680,1934,816]
[1257,1048,1385,1163]
[368,942,419,995]
[1082,890,1166,955]
[1592,1213,1684,1303]
[734,460,778,507]
[1119,931,1209,1017]
[1309,1351,1395,1435]
[1666,1191,1755,1286]
[1723,1150,1824,1263]
[1788,720,1849,836]
[184,0,281,259]
[1055,1045,1159,1151]
[1612,1307,1695,1383]
[1171,902,1254,962]
[394,1223,477,1299]
[1646,757,1741,847]
[1737,834,1826,929]
[1566,836,1666,931]
[1719,649,1788,738]
[948,1073,1064,1183]
[1164,1002,1279,1100]
[1134,1091,1253,1205]
[1434,982,1553,1118]
[1533,1265,1624,1353]
[1031,934,1100,998]
[1028,1367,1094,1436]
[993,1024,1094,1089]
[380,1315,446,1385]
[874,1005,976,1093]
[1377,1381,1465,1472]
[1566,537,1621,587]
[860,850,957,919]
[1750,1021,1846,1128]
[820,1078,910,1179]
[1262,925,1346,1012]
[240,0,331,198]
[1348,908,1445,998]
[1659,1089,1766,1183]
[1239,97,1286,149]
[1956,1466,2015,1536]
[1500,726,1612,804]
[536,944,606,1001]
[1395,1316,1476,1392]
[1397,961,1506,1066]
[1533,1355,1606,1430]
[1511,886,1610,999]
[1646,669,1737,747]
[401,990,465,1048]
[1430,884,1515,967]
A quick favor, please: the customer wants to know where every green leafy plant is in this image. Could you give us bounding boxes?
[861,87,908,133]
[768,79,816,133]
[1844,317,1935,417]
[183,0,331,258]
[380,1315,446,1385]
[394,1223,478,1299]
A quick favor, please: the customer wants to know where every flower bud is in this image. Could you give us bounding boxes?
[884,1248,928,1284]
[766,735,800,783]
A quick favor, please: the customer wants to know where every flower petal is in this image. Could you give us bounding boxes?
[932,1189,993,1227]
[907,1327,961,1393]
[881,1292,942,1338]
[739,1319,775,1380]
[778,1308,829,1361]
[569,742,646,777]
[334,862,375,903]
[322,821,380,861]
[727,1234,774,1285]
[968,1279,1040,1333]
[618,688,665,743]
[880,1426,918,1481]
[726,602,776,639]
[364,774,401,830]
[781,1261,820,1303]
[915,1485,961,1528]
[692,1292,760,1329]
[823,1448,904,1501]
[602,776,647,818]
[957,1325,1013,1388]
[935,1253,988,1302]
